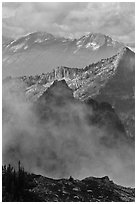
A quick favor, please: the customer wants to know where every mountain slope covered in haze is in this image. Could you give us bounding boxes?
[2,32,124,77]
[3,78,135,187]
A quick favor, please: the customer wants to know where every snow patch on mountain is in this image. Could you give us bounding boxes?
[10,43,26,52]
[85,42,100,50]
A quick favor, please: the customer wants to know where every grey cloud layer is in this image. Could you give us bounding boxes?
[2,2,135,43]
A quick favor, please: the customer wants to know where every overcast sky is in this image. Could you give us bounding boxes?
[2,2,135,43]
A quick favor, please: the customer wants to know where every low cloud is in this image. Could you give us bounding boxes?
[2,80,135,187]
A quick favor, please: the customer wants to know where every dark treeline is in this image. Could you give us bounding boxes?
[2,162,40,201]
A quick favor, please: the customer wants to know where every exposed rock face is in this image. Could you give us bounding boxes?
[23,174,135,202]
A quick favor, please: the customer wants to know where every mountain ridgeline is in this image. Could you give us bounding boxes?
[3,32,125,77]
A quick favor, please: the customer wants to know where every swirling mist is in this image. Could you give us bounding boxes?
[2,81,135,187]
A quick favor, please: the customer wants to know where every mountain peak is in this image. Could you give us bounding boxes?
[4,31,55,53]
[75,32,123,51]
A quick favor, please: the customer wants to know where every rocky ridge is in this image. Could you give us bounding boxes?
[3,32,123,54]
[22,174,135,202]
[18,47,123,101]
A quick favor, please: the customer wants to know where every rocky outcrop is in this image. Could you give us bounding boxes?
[25,174,135,202]
[2,163,135,202]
